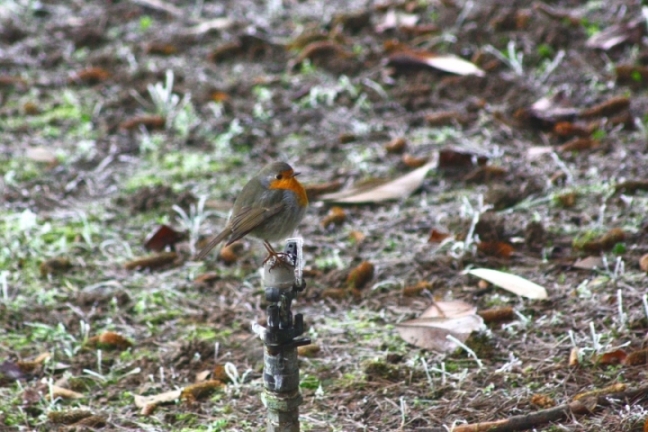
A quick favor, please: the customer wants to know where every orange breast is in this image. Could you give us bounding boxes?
[269,176,309,207]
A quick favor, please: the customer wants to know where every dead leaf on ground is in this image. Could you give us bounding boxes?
[85,331,133,351]
[124,252,179,271]
[387,50,485,76]
[347,261,375,289]
[396,315,484,352]
[120,114,166,131]
[573,256,604,270]
[465,268,548,299]
[320,161,435,204]
[640,254,648,273]
[26,147,58,165]
[615,64,648,85]
[614,180,648,194]
[576,228,625,254]
[477,241,514,258]
[597,349,627,365]
[478,306,514,323]
[586,19,645,50]
[515,92,579,128]
[49,384,84,400]
[428,228,450,243]
[144,224,185,251]
[420,300,477,318]
[134,389,182,415]
[438,148,488,170]
[623,349,648,366]
[579,95,630,119]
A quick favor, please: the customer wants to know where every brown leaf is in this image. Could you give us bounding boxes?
[478,306,514,323]
[180,380,224,402]
[597,349,627,365]
[385,137,407,154]
[558,137,599,152]
[86,331,132,351]
[193,272,220,285]
[428,228,450,243]
[402,281,433,297]
[297,343,321,357]
[396,315,484,352]
[39,257,72,277]
[49,385,84,400]
[477,241,514,258]
[579,96,630,119]
[438,148,488,170]
[553,121,594,138]
[119,114,166,131]
[144,224,185,252]
[294,40,353,68]
[401,154,427,168]
[145,43,178,56]
[463,165,507,183]
[573,256,604,270]
[616,64,648,85]
[134,389,181,414]
[69,67,110,84]
[218,242,244,265]
[578,228,625,254]
[569,347,580,367]
[530,394,556,408]
[614,180,648,194]
[320,288,349,300]
[640,254,648,273]
[124,252,179,271]
[48,410,93,425]
[321,206,346,227]
[347,261,375,290]
[320,161,435,204]
[420,300,477,318]
[623,349,648,366]
[425,110,468,126]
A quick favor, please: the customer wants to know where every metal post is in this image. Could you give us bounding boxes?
[256,239,310,432]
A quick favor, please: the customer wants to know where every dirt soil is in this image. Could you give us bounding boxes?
[1,0,648,431]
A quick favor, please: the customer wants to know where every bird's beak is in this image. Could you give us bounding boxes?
[293,171,301,177]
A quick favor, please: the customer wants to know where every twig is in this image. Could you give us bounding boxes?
[449,384,648,432]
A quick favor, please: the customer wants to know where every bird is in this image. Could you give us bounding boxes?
[194,161,308,263]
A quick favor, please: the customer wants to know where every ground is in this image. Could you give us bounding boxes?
[1,0,648,431]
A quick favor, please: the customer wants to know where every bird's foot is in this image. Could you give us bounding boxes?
[262,242,293,270]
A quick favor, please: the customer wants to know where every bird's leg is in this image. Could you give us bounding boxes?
[262,241,291,270]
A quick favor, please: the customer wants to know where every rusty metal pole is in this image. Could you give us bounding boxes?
[257,239,310,432]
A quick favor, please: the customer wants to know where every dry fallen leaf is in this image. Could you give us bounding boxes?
[396,315,484,352]
[388,51,485,76]
[465,268,548,299]
[420,300,477,318]
[573,256,604,270]
[585,19,644,50]
[26,147,58,164]
[320,161,435,203]
[134,389,181,415]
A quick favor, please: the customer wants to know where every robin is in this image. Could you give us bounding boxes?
[194,161,308,263]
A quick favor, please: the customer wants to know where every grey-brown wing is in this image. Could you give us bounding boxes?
[225,203,285,245]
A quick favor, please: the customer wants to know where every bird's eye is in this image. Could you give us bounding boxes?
[275,174,283,180]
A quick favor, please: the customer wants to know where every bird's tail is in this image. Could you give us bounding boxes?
[194,229,230,260]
